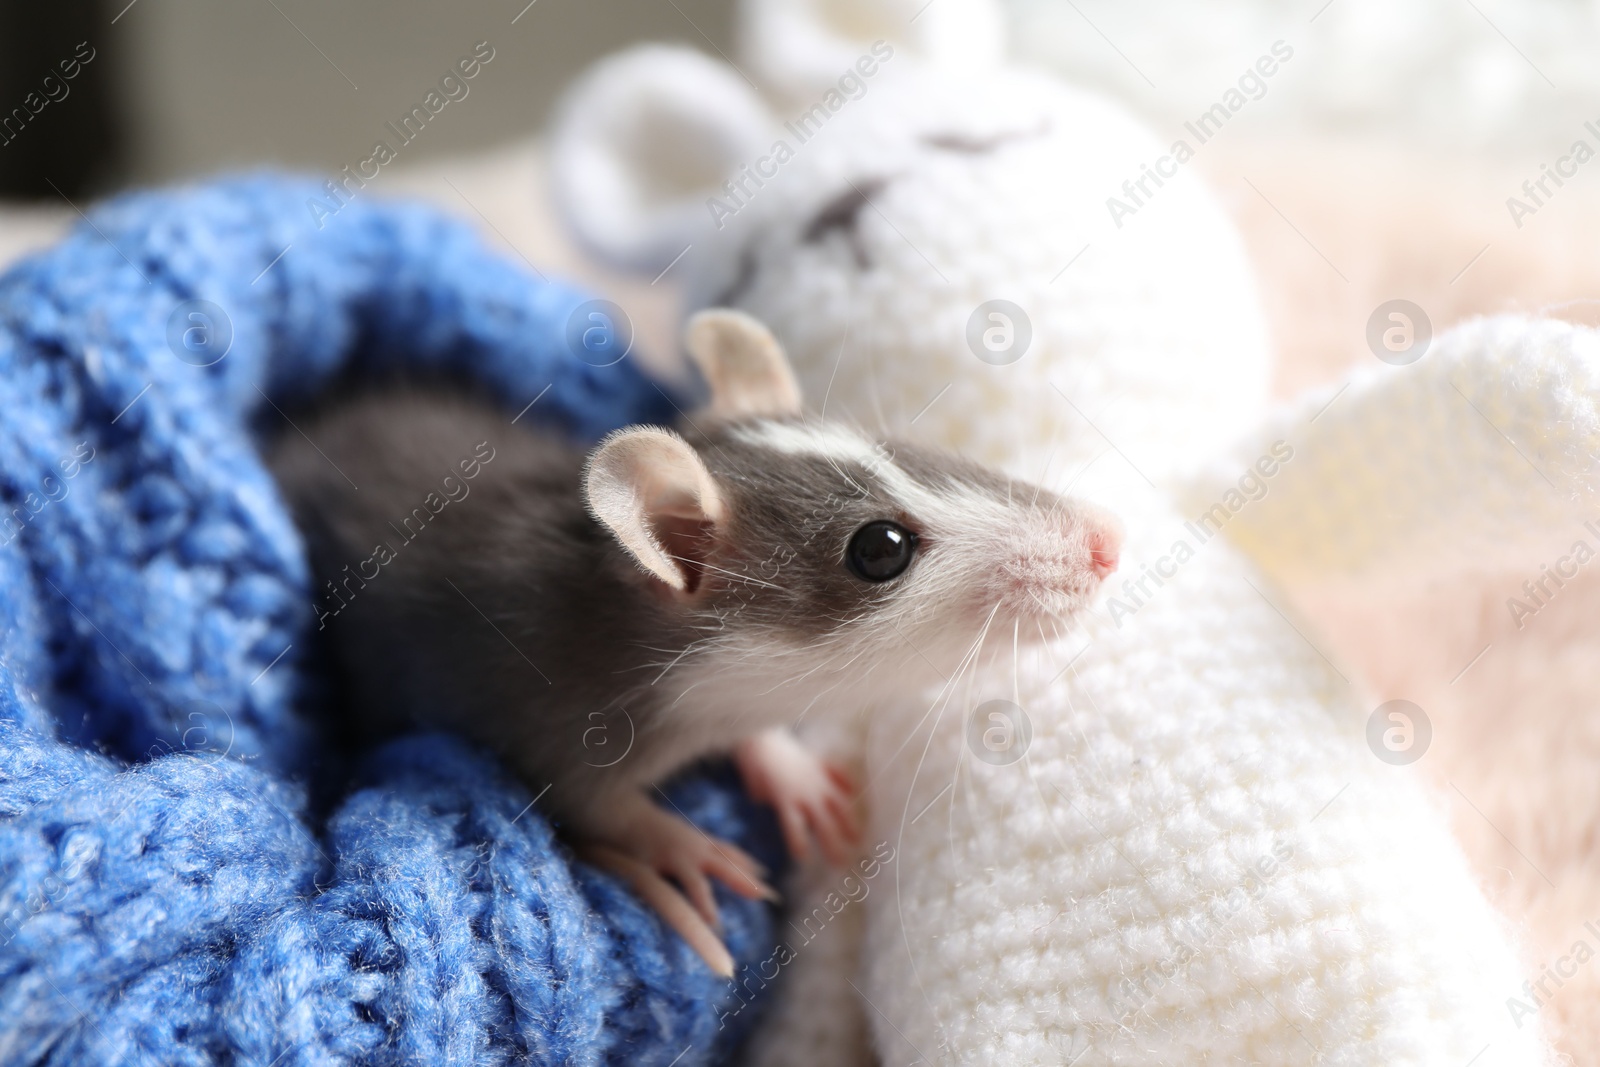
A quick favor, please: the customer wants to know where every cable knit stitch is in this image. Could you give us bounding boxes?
[0,175,782,1067]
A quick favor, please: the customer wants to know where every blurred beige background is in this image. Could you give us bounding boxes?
[116,0,734,183]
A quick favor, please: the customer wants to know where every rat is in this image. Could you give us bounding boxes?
[267,308,1122,973]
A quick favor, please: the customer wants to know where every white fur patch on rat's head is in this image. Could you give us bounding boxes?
[722,416,1121,645]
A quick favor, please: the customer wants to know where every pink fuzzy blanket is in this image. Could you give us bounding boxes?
[1209,135,1600,1059]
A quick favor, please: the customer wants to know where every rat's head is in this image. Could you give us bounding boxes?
[583,310,1120,686]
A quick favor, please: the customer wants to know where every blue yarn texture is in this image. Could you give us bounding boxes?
[0,176,782,1065]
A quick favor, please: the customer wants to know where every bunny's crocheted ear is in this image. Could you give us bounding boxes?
[736,0,1006,106]
[548,45,776,274]
[1177,315,1600,585]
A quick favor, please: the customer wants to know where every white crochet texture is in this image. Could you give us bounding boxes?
[1190,316,1600,584]
[545,25,1554,1066]
[858,480,1545,1065]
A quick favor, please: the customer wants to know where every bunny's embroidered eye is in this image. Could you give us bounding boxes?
[846,521,918,582]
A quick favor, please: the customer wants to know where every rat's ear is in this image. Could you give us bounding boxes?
[548,45,776,273]
[685,308,803,421]
[584,427,725,591]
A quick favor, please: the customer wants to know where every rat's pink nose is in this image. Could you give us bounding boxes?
[1087,522,1121,580]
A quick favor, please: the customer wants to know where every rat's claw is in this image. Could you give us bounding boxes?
[580,796,779,965]
[703,840,779,903]
[826,790,861,840]
[670,830,778,925]
[581,844,735,976]
[671,860,720,930]
[774,796,813,863]
[813,795,859,866]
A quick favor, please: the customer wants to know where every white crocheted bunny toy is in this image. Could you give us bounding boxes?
[548,5,1554,1062]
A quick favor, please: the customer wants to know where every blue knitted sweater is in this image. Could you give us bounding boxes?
[0,177,781,1065]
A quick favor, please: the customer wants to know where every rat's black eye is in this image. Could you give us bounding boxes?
[846,521,918,582]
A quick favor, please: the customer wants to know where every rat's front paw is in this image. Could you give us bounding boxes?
[736,728,861,865]
[634,803,778,924]
[580,842,750,976]
[580,793,777,975]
